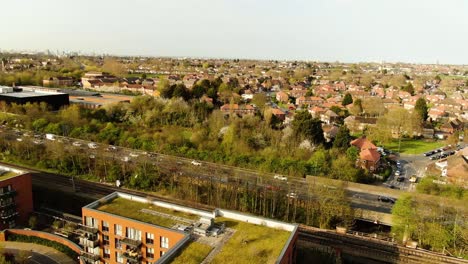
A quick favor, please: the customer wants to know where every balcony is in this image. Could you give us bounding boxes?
[79,234,99,248]
[78,225,98,234]
[80,251,100,262]
[121,237,142,248]
[0,190,17,199]
[123,250,142,263]
[0,211,18,220]
[0,202,16,210]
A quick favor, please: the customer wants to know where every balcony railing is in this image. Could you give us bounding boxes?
[79,225,98,234]
[121,237,142,248]
[123,250,142,263]
[80,251,100,262]
[0,202,16,210]
[0,211,18,220]
[79,235,99,248]
[0,190,17,198]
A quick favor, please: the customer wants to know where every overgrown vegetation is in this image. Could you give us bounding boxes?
[170,242,212,264]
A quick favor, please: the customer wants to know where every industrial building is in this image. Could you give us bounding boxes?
[79,192,298,264]
[0,86,69,111]
[0,166,33,230]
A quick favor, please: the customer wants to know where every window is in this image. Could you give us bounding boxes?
[115,224,122,236]
[115,238,122,250]
[147,247,154,259]
[102,221,109,232]
[160,251,166,257]
[116,252,123,263]
[103,235,110,246]
[160,236,169,249]
[126,227,141,241]
[104,248,110,259]
[85,216,98,228]
[146,233,154,244]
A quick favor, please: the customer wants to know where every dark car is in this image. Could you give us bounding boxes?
[423,151,434,156]
[396,176,405,182]
[378,196,396,203]
[430,155,440,160]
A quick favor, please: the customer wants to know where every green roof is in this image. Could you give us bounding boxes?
[210,218,291,264]
[96,197,199,228]
[0,171,20,181]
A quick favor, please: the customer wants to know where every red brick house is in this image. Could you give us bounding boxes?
[350,136,381,172]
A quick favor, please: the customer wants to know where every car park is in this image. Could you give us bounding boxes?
[274,174,288,181]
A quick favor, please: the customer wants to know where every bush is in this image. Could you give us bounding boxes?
[8,234,78,259]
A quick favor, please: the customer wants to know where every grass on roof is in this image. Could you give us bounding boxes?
[0,171,19,181]
[170,242,212,264]
[211,218,291,264]
[384,139,445,154]
[97,197,199,228]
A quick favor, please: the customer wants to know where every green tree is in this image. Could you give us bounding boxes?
[291,111,325,145]
[402,82,414,95]
[414,98,428,122]
[391,194,416,242]
[342,93,353,106]
[333,125,351,149]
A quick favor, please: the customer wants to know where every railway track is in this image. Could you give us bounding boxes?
[298,225,468,264]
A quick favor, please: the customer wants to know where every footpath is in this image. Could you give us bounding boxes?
[0,241,77,264]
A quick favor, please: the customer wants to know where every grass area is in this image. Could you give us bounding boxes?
[97,197,199,228]
[384,139,445,154]
[211,218,291,264]
[170,242,212,264]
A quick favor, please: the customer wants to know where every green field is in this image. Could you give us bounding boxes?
[384,139,446,154]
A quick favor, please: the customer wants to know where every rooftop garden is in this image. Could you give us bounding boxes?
[170,242,212,264]
[211,218,291,264]
[97,197,199,228]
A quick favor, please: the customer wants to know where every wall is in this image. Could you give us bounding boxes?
[2,229,82,254]
[216,209,297,232]
[0,173,33,228]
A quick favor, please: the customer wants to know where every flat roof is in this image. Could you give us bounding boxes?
[0,91,67,98]
[0,170,22,181]
[96,197,199,228]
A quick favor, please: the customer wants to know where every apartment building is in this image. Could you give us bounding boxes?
[0,167,33,230]
[79,192,298,264]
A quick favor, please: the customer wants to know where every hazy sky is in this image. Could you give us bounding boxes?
[1,0,467,64]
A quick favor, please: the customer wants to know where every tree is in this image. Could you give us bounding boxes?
[291,111,325,145]
[414,98,428,122]
[402,82,414,95]
[333,125,351,149]
[28,215,38,229]
[342,93,353,106]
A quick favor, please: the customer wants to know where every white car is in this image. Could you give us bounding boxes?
[129,152,139,158]
[72,141,82,147]
[395,170,401,176]
[274,174,288,181]
[191,160,202,166]
[88,142,98,149]
[107,145,117,151]
[121,156,130,162]
[286,192,298,199]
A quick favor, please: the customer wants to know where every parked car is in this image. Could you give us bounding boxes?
[396,176,405,182]
[423,151,434,156]
[273,174,288,181]
[88,142,98,149]
[409,175,417,183]
[286,192,298,199]
[107,145,117,151]
[129,152,139,158]
[45,133,56,141]
[378,196,396,203]
[394,170,401,176]
[191,160,202,166]
[72,141,82,147]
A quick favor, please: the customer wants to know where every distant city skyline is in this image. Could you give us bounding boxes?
[2,0,468,65]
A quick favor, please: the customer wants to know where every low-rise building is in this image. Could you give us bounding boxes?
[79,192,298,264]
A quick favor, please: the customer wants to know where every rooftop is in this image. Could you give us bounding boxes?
[96,197,199,228]
[0,166,24,181]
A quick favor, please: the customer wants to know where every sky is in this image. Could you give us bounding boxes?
[1,0,467,64]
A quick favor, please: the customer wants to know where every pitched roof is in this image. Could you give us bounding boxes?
[350,136,377,150]
[360,148,381,162]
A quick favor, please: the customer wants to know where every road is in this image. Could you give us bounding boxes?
[3,127,395,216]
